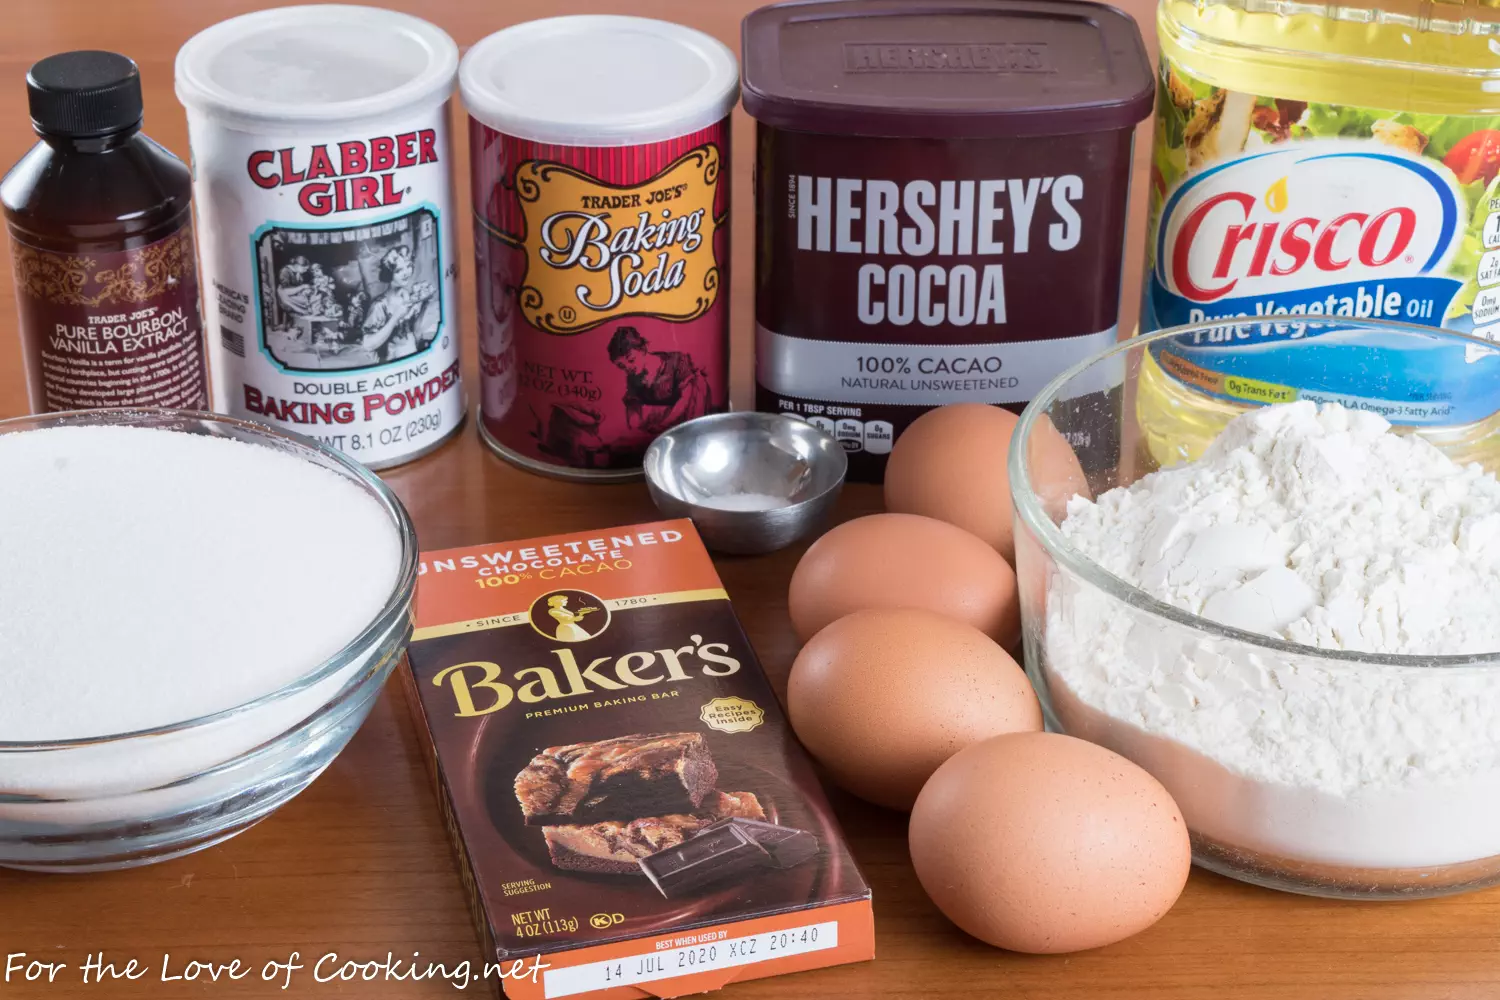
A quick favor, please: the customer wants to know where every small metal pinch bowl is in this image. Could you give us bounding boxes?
[644,412,847,555]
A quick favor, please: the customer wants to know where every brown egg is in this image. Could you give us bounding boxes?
[910,732,1190,954]
[884,403,1090,563]
[788,513,1019,645]
[787,608,1042,810]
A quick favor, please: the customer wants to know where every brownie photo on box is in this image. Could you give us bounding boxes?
[542,790,766,873]
[517,732,818,895]
[515,732,718,825]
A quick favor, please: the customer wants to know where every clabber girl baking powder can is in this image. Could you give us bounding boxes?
[176,6,464,469]
[461,16,738,480]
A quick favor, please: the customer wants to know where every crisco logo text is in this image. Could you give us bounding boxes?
[1159,145,1459,305]
[1172,193,1416,301]
[246,130,439,216]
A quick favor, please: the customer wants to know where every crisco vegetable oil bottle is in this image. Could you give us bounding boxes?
[1137,0,1500,466]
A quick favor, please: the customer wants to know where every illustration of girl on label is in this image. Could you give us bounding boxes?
[359,245,437,362]
[608,326,713,435]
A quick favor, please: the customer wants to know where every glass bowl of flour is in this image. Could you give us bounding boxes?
[1012,319,1500,898]
[0,409,417,871]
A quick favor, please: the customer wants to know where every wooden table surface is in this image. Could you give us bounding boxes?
[4,1,1500,998]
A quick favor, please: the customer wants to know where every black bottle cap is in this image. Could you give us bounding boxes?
[27,51,143,138]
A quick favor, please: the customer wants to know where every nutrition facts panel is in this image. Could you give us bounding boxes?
[541,921,838,998]
[805,415,894,455]
[1479,238,1500,344]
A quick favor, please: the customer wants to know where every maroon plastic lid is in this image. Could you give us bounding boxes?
[741,0,1155,139]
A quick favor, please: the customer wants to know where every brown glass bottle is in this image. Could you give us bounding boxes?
[2,50,208,413]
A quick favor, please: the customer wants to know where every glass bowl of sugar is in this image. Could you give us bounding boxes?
[1011,319,1500,898]
[0,408,417,871]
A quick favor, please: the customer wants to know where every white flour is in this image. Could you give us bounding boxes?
[1046,402,1500,868]
[0,425,401,743]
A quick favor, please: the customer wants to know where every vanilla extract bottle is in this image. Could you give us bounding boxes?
[2,50,208,413]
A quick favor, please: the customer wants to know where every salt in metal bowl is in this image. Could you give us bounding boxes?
[644,412,847,555]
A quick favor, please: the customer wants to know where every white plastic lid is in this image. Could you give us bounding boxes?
[175,5,458,131]
[460,16,739,147]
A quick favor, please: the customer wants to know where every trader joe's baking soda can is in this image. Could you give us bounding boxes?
[462,16,738,480]
[176,6,463,468]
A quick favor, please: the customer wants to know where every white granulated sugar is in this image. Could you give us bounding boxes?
[0,426,401,742]
[1047,401,1500,868]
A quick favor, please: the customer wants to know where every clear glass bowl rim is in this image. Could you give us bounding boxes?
[0,407,420,751]
[1009,317,1500,669]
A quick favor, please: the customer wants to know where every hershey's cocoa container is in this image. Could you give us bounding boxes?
[175,7,463,469]
[461,16,739,481]
[742,0,1154,480]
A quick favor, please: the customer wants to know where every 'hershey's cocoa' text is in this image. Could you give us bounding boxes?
[793,174,1085,327]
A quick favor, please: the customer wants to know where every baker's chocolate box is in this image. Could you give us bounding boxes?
[404,520,874,999]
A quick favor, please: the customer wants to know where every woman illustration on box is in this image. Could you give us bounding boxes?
[608,326,713,435]
[547,594,599,642]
